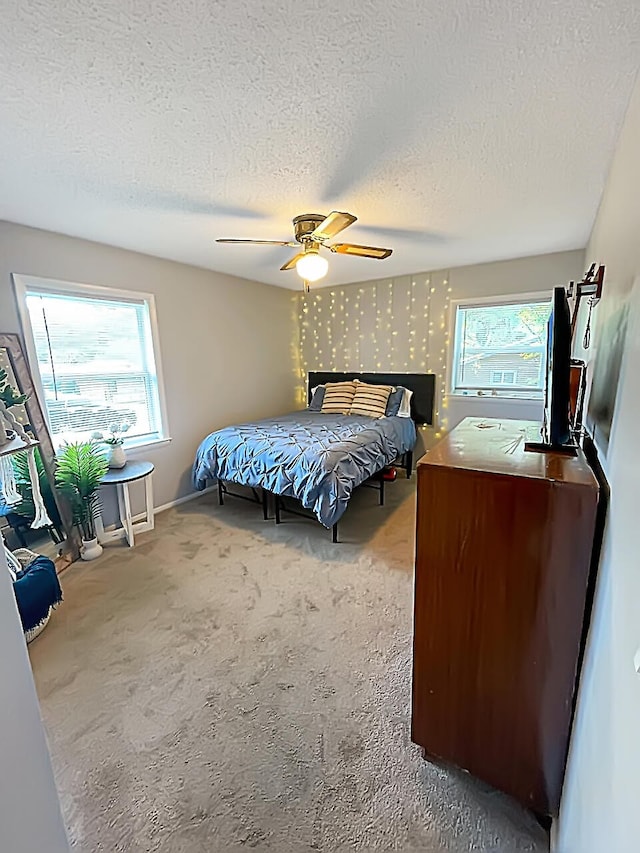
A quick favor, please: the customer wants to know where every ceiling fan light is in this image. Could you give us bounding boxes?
[296,251,328,282]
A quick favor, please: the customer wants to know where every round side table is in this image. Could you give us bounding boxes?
[95,460,155,548]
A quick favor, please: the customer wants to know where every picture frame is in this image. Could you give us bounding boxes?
[0,333,79,562]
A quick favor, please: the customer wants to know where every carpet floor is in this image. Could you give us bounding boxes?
[29,480,548,852]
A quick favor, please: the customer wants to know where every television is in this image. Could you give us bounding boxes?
[525,285,577,454]
[545,286,572,447]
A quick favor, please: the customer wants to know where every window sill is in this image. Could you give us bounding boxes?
[447,394,543,405]
[125,436,173,455]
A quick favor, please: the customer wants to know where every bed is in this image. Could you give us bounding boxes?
[192,372,435,540]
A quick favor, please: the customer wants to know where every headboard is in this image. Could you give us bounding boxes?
[308,372,436,426]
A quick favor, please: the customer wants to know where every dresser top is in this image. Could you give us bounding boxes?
[419,417,598,487]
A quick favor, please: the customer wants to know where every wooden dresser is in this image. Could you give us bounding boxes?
[412,417,598,816]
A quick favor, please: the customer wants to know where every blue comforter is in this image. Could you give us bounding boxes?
[193,411,416,528]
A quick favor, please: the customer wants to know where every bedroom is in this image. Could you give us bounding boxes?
[1,2,639,852]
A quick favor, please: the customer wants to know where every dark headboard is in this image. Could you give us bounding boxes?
[308,372,436,425]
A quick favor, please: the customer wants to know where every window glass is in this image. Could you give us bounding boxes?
[452,299,551,397]
[23,287,165,446]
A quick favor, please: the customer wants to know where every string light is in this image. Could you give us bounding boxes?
[295,271,453,443]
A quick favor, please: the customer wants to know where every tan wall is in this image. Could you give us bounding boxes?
[298,249,584,459]
[554,74,640,853]
[0,221,298,510]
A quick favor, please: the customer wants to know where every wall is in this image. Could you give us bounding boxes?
[0,222,297,511]
[297,250,584,458]
[0,548,69,852]
[554,73,640,853]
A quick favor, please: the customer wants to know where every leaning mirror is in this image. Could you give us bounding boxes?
[0,333,78,563]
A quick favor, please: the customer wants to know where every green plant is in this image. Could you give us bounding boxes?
[91,422,131,446]
[55,442,108,541]
[0,365,29,409]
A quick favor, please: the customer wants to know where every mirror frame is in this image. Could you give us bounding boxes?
[0,333,79,562]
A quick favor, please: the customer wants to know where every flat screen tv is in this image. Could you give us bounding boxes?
[545,286,572,447]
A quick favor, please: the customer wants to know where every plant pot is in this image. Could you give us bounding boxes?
[80,537,103,561]
[107,444,127,469]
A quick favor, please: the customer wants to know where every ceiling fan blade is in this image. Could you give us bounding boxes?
[280,252,305,271]
[216,239,297,246]
[330,243,393,259]
[311,211,357,241]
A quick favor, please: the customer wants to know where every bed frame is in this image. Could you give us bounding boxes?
[216,372,435,542]
[274,372,435,542]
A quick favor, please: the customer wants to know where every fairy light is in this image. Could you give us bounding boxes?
[294,270,454,441]
[353,288,362,370]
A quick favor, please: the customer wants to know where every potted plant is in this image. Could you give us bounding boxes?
[92,422,130,469]
[55,441,108,560]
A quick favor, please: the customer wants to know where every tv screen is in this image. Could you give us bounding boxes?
[546,287,572,446]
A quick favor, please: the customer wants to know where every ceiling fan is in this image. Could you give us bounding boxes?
[216,211,392,290]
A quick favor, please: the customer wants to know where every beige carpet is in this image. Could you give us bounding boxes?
[29,480,548,852]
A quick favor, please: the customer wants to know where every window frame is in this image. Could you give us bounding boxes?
[12,274,171,453]
[447,291,551,401]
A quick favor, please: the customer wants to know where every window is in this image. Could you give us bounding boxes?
[14,276,168,449]
[451,296,551,398]
[490,370,516,385]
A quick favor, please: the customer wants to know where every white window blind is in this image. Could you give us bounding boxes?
[23,287,166,447]
[452,298,551,398]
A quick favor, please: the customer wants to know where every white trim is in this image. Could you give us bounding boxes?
[11,273,171,446]
[13,275,52,418]
[12,273,157,305]
[130,485,217,524]
[143,280,171,446]
[448,291,551,397]
[449,290,552,311]
[446,393,544,406]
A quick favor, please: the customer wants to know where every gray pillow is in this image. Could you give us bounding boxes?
[308,385,326,411]
[385,387,406,417]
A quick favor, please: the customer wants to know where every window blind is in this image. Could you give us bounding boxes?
[24,289,164,446]
[452,299,551,396]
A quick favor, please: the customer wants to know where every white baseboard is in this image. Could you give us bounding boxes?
[130,486,217,524]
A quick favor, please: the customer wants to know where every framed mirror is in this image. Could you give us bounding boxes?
[0,333,78,563]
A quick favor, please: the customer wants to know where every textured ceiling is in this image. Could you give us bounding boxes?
[1,1,639,289]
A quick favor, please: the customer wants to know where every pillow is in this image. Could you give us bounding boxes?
[308,385,325,412]
[349,381,394,418]
[321,381,357,415]
[385,387,406,417]
[397,388,414,418]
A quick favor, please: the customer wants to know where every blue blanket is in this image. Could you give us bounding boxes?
[13,556,63,633]
[193,411,417,528]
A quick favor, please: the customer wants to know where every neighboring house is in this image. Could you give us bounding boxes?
[458,347,544,391]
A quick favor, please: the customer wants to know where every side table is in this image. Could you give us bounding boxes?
[96,460,155,548]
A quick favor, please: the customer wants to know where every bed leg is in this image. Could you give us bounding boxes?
[262,489,269,520]
[332,522,338,543]
[380,474,385,506]
[406,450,413,479]
[218,479,224,505]
[275,495,281,524]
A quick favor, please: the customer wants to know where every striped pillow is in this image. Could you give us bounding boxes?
[349,381,394,418]
[320,381,357,415]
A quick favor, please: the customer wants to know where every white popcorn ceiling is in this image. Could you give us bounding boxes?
[1,1,639,289]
